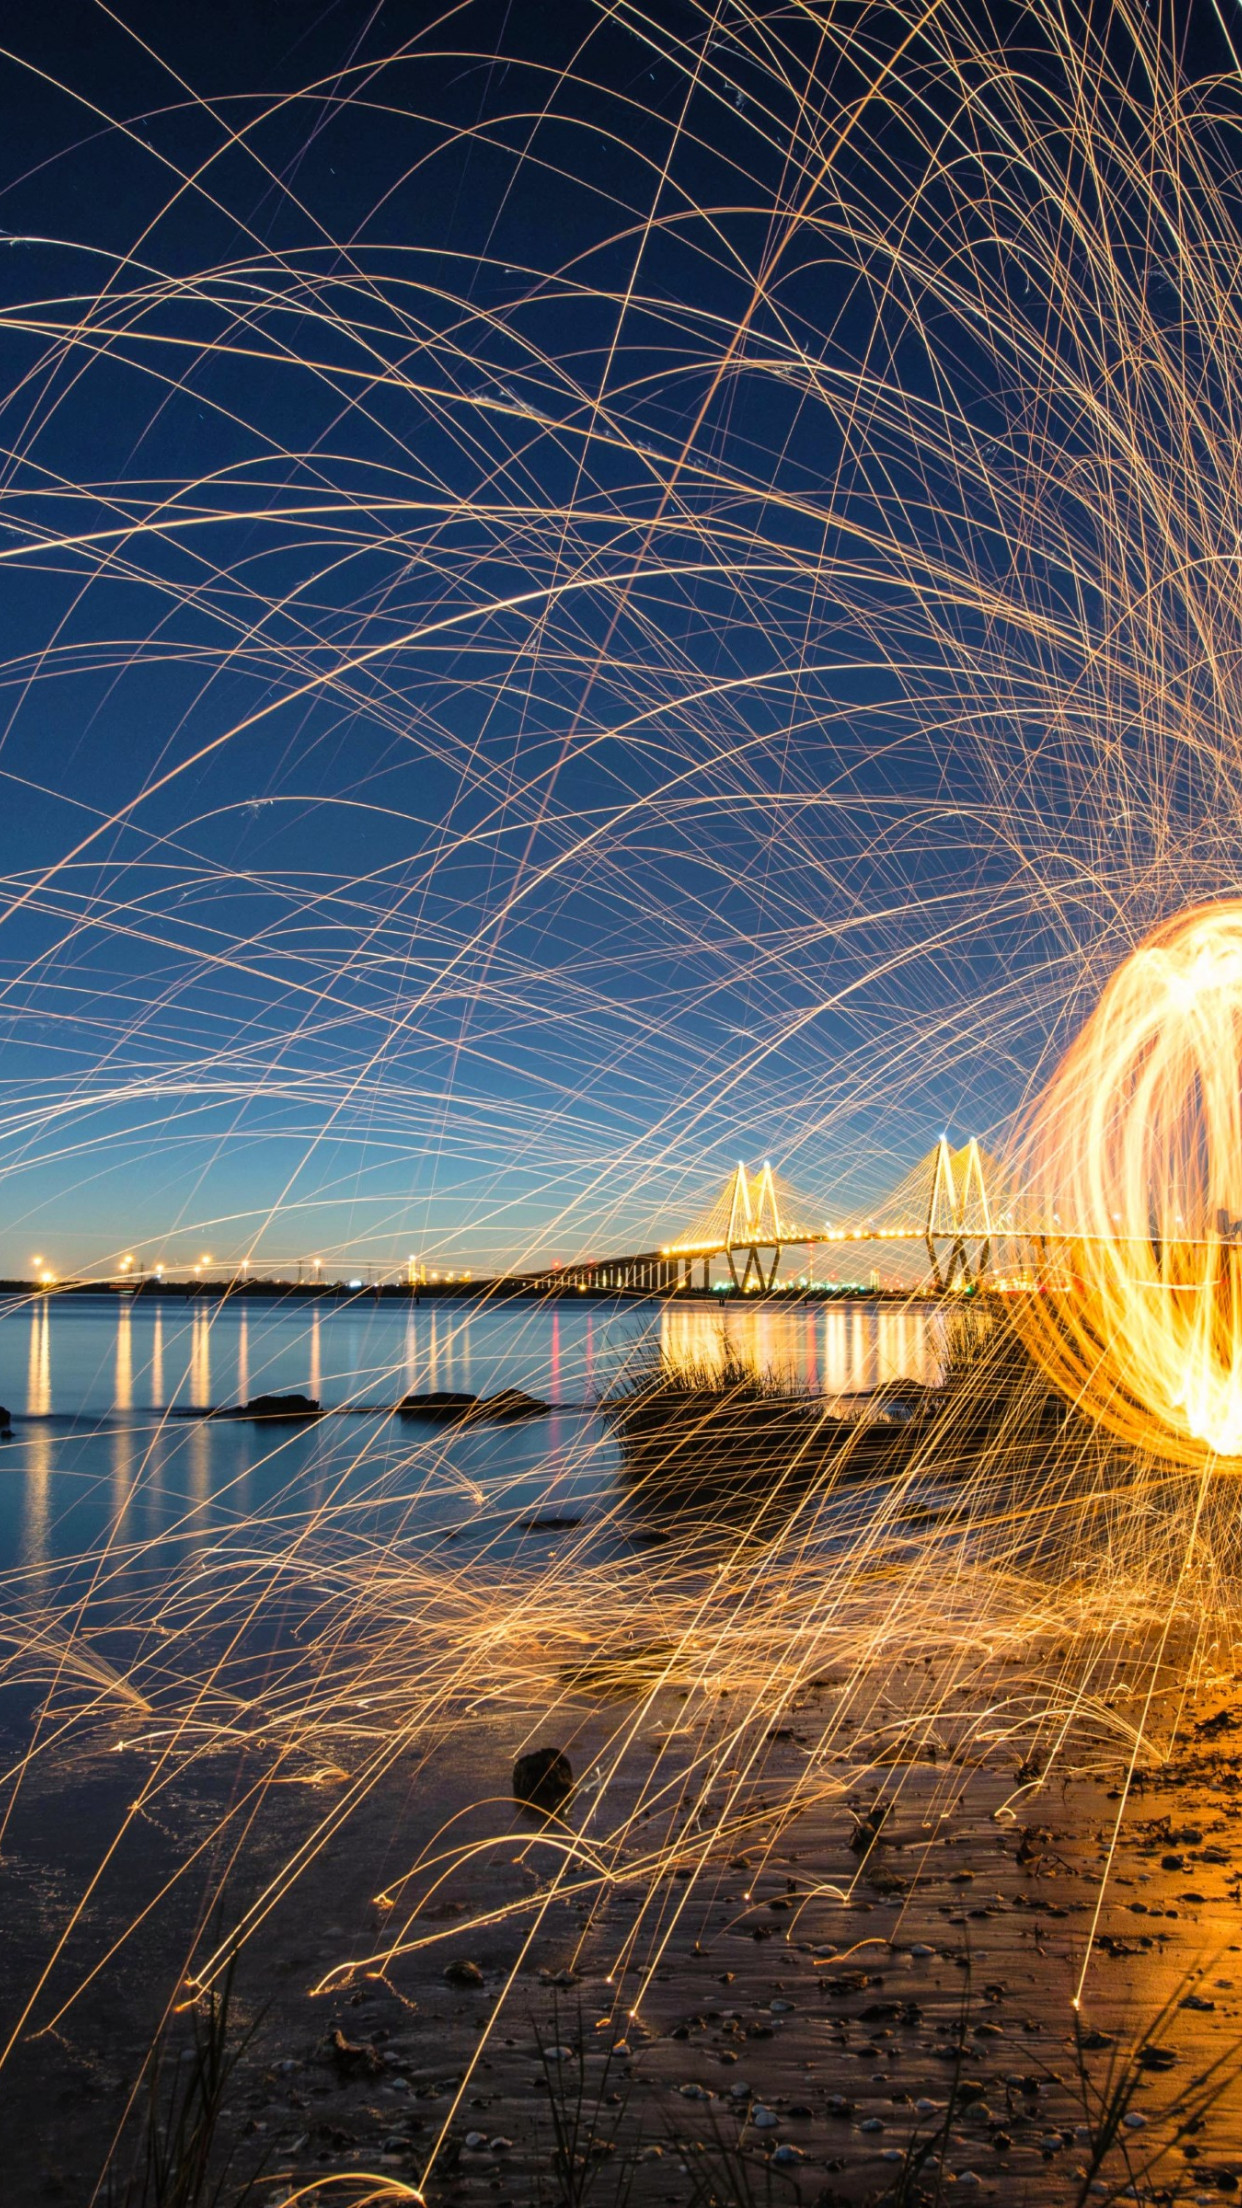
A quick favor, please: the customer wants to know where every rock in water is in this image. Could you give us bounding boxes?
[513,1747,574,1812]
[244,1392,320,1420]
[212,1392,321,1421]
[0,1405,11,1435]
[397,1389,552,1423]
[397,1391,479,1420]
[477,1388,551,1422]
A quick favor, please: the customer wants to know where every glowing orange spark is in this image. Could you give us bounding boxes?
[1018,901,1242,1466]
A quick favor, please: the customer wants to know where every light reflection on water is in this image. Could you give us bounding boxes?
[20,1426,51,1580]
[1,1293,939,1421]
[0,1294,942,1582]
[25,1301,50,1416]
[151,1307,164,1411]
[657,1300,943,1394]
[190,1306,211,1407]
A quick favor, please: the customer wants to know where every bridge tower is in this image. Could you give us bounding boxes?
[924,1137,994,1289]
[722,1159,784,1291]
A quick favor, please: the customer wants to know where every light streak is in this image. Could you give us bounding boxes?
[2,0,1242,2189]
[1019,902,1242,1465]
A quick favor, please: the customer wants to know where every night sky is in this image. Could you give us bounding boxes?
[0,1,1231,1274]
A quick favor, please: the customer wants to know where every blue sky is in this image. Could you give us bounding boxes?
[0,0,1224,1275]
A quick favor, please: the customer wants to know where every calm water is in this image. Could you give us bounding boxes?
[0,1295,942,1587]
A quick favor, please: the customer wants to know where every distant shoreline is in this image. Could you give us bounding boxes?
[0,1278,943,1305]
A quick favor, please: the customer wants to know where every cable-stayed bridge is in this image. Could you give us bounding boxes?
[522,1139,1019,1295]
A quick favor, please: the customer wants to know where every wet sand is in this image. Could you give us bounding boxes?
[8,1656,1242,2205]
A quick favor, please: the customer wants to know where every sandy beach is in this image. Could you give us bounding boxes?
[9,1642,1242,2206]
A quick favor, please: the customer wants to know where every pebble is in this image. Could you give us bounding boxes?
[752,2106,779,2128]
[730,2081,751,2098]
[860,2116,885,2132]
[770,2144,804,2164]
[611,2040,631,2056]
[955,2175,982,2190]
[911,1942,936,1957]
[444,1958,484,1987]
[916,2097,942,2115]
[544,2044,574,2061]
[679,2083,708,2100]
[464,2132,488,2150]
[490,2137,513,2152]
[1123,2111,1147,2129]
[769,1998,794,2012]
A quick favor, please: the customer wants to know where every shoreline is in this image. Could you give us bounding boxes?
[0,1279,955,1307]
[8,1661,1242,2204]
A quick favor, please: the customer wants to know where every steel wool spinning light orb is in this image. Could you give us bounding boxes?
[1020,901,1242,1465]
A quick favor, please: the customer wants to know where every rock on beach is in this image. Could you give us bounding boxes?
[513,1746,574,1812]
